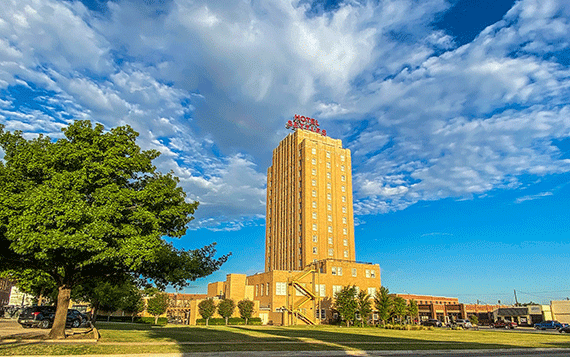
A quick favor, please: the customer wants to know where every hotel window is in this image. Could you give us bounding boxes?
[328,214,332,222]
[312,148,316,154]
[326,151,330,158]
[312,201,317,208]
[338,267,343,276]
[341,175,346,181]
[343,228,347,235]
[261,284,264,296]
[312,223,317,231]
[342,206,346,213]
[256,285,259,296]
[340,155,345,161]
[312,158,316,165]
[266,283,269,295]
[276,282,287,295]
[368,287,376,296]
[328,226,333,233]
[352,268,357,277]
[327,182,331,189]
[312,235,318,242]
[327,203,331,210]
[313,247,317,254]
[326,162,331,168]
[354,286,360,294]
[331,267,337,275]
[328,248,334,256]
[312,179,316,186]
[371,270,376,278]
[344,250,348,258]
[341,165,345,171]
[327,193,331,200]
[332,285,342,296]
[342,196,346,202]
[312,168,316,175]
[341,186,345,192]
[343,239,348,246]
[328,237,333,245]
[312,212,317,219]
[365,270,371,278]
[312,190,317,197]
[327,172,331,179]
[342,217,347,224]
[318,284,326,297]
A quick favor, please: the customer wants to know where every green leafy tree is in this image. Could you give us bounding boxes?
[121,285,145,323]
[147,292,169,325]
[469,315,479,326]
[217,298,236,325]
[0,121,229,339]
[237,299,255,325]
[374,286,392,325]
[356,290,372,326]
[334,285,358,327]
[392,297,407,324]
[407,299,419,324]
[198,298,217,326]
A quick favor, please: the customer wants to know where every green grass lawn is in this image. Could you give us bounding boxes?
[1,323,570,355]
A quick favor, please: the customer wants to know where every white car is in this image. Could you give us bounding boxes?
[453,319,473,329]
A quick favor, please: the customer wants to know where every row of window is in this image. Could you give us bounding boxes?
[311,224,348,235]
[308,148,346,162]
[274,282,376,298]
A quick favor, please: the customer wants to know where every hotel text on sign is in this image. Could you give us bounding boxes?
[286,114,326,136]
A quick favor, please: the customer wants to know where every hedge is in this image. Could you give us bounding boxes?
[196,317,262,326]
[96,315,168,325]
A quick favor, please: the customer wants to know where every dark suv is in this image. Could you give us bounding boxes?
[18,306,85,329]
[18,306,56,328]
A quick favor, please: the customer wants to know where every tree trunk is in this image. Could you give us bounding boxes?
[154,315,159,325]
[48,285,71,339]
[206,317,209,326]
[131,314,135,323]
[225,317,228,325]
[245,317,248,325]
[91,302,99,324]
[107,314,111,322]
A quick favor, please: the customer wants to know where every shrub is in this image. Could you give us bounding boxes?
[95,315,168,325]
[196,317,262,326]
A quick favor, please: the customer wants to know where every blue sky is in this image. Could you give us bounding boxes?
[1,0,569,305]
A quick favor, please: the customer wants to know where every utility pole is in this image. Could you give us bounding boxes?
[514,289,519,305]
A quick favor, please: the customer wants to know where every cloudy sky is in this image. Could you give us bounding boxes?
[1,0,569,304]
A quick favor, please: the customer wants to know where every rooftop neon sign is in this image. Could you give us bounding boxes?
[286,114,326,136]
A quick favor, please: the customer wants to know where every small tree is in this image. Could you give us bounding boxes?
[356,290,372,326]
[147,292,169,325]
[122,288,145,323]
[237,299,255,325]
[374,286,392,325]
[392,297,407,324]
[217,298,236,325]
[407,299,419,324]
[469,315,479,326]
[334,285,358,327]
[198,298,217,326]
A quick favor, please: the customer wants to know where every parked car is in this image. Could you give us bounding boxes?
[534,320,568,330]
[492,320,518,329]
[18,306,85,329]
[559,325,570,333]
[18,306,56,328]
[422,319,443,327]
[452,319,473,329]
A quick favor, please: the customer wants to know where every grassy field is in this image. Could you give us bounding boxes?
[1,323,570,355]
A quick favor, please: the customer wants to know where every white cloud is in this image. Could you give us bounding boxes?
[515,191,554,203]
[1,0,569,226]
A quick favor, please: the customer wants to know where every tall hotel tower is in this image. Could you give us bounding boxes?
[206,115,380,326]
[266,126,355,271]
